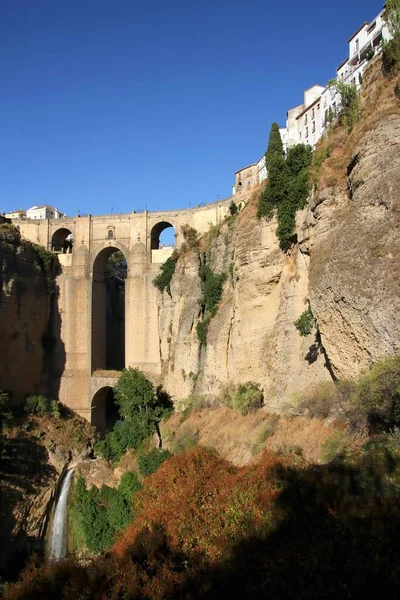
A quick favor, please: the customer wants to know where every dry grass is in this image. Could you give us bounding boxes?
[162,406,350,465]
[314,56,400,194]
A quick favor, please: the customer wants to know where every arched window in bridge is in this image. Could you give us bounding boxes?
[108,229,114,239]
[51,228,72,253]
[150,221,175,250]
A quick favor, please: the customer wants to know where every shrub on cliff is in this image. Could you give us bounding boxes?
[180,224,200,251]
[328,80,361,131]
[233,382,264,415]
[351,355,400,433]
[153,250,179,296]
[294,301,315,336]
[196,266,227,346]
[24,395,60,418]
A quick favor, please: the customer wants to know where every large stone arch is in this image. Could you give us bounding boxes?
[91,244,128,372]
[90,240,130,277]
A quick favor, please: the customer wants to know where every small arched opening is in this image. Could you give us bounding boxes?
[91,386,120,431]
[150,221,175,264]
[92,247,127,372]
[51,228,72,253]
[150,221,175,250]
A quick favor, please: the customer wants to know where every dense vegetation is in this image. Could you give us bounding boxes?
[257,124,313,251]
[196,265,227,345]
[153,250,179,296]
[95,369,172,462]
[23,395,60,418]
[69,448,173,554]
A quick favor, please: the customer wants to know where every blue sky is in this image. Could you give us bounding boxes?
[1,0,383,217]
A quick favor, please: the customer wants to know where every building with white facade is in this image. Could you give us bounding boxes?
[285,85,325,150]
[26,205,66,220]
[256,155,267,184]
[337,8,391,88]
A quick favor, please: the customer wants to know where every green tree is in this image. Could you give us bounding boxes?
[257,123,287,219]
[266,122,284,157]
[229,200,238,216]
[114,368,160,420]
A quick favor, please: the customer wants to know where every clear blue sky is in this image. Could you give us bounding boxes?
[1,0,383,217]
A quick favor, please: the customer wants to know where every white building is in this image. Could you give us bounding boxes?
[285,85,325,150]
[256,155,267,184]
[26,205,66,220]
[338,9,391,88]
[279,127,289,154]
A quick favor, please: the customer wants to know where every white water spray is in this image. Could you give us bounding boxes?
[49,468,74,560]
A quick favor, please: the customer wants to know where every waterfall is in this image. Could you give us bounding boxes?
[49,468,74,560]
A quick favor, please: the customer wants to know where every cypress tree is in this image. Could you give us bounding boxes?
[257,123,286,219]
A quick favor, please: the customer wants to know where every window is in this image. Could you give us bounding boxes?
[312,121,315,133]
[108,229,114,239]
[305,127,309,138]
[304,114,308,125]
[312,108,315,119]
[317,103,320,110]
[355,38,359,52]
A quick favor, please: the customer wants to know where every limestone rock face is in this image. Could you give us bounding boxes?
[0,234,55,403]
[303,115,400,379]
[158,206,330,407]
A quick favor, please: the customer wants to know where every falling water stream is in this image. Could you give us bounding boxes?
[49,468,74,560]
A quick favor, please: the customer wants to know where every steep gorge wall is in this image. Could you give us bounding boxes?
[0,227,63,403]
[300,113,400,379]
[157,201,330,407]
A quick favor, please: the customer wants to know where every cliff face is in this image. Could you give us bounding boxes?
[157,201,330,407]
[300,113,400,379]
[0,226,63,403]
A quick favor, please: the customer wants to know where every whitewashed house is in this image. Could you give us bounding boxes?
[256,155,268,184]
[285,85,325,150]
[338,9,391,88]
[26,205,66,219]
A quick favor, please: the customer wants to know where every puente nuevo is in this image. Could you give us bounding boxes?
[16,194,250,428]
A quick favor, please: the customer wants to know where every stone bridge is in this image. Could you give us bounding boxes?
[17,199,237,426]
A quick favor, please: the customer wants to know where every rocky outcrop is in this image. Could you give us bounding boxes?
[300,115,400,379]
[0,225,64,403]
[157,202,330,408]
